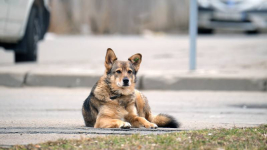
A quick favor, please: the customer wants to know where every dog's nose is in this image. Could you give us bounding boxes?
[123,77,129,84]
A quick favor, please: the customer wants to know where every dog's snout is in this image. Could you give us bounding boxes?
[123,77,129,84]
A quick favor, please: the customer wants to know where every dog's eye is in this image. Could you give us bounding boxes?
[128,70,132,74]
[116,70,122,74]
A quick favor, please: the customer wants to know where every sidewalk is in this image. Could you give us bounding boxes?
[0,35,266,91]
[0,66,266,91]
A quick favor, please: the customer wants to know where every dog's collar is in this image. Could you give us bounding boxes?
[110,94,122,100]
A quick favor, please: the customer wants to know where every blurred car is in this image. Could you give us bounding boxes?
[0,0,50,63]
[198,0,267,34]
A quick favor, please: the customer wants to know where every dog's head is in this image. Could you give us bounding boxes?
[104,48,142,93]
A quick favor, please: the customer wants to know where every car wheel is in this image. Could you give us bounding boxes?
[198,28,214,34]
[245,30,259,35]
[15,5,40,63]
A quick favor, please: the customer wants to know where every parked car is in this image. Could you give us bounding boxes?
[197,0,267,34]
[0,0,50,63]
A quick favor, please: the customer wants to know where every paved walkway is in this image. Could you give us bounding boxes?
[1,35,267,72]
[0,35,266,91]
[0,87,266,146]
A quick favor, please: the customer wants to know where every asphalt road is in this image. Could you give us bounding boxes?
[0,35,266,73]
[0,87,266,146]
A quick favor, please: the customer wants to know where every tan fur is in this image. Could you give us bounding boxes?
[152,115,171,126]
[82,48,178,128]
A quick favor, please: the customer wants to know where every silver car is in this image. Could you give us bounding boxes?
[198,0,267,33]
[0,0,50,62]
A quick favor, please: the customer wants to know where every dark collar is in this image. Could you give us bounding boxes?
[110,94,122,100]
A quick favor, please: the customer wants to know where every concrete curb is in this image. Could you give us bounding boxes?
[0,71,25,87]
[0,70,266,91]
[26,71,101,88]
[142,74,267,91]
[0,127,183,135]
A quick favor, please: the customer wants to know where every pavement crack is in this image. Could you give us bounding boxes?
[23,71,31,86]
[263,80,267,91]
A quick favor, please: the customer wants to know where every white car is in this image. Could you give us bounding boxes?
[198,0,267,34]
[0,0,50,62]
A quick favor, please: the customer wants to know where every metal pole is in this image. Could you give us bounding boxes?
[189,0,198,70]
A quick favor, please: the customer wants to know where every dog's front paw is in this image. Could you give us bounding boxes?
[120,122,131,129]
[150,123,158,129]
[145,123,158,129]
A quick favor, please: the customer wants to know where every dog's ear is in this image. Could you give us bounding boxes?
[128,53,142,72]
[105,48,117,74]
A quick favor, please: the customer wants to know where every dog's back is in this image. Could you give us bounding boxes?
[82,84,98,127]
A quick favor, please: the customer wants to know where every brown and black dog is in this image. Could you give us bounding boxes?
[82,48,179,129]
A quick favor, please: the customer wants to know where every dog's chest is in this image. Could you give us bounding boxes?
[114,97,134,120]
[114,95,135,108]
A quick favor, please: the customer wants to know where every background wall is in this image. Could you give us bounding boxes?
[49,0,189,35]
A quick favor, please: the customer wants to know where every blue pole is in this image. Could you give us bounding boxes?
[189,0,198,70]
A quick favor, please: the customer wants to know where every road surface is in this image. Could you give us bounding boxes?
[0,87,266,146]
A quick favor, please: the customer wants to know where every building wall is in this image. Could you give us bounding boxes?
[49,0,189,34]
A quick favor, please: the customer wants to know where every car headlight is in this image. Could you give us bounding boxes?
[198,0,211,8]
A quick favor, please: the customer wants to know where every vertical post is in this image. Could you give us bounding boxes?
[189,0,198,70]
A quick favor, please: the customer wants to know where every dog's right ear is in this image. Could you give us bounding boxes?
[105,48,117,74]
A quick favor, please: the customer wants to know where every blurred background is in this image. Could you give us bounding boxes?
[50,0,189,35]
[49,0,267,35]
[0,0,267,74]
[49,0,189,35]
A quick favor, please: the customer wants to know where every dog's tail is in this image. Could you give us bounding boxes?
[151,114,180,128]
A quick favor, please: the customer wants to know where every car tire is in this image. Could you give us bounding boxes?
[245,30,259,35]
[198,28,214,34]
[15,5,40,63]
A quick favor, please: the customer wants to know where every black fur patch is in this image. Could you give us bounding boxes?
[106,69,111,75]
[158,114,180,128]
[104,76,111,85]
[110,94,122,100]
[83,82,98,112]
[83,97,90,112]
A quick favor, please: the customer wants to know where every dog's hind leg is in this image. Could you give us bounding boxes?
[125,104,157,129]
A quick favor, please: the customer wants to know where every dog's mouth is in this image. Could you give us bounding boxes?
[123,83,129,87]
[117,82,130,87]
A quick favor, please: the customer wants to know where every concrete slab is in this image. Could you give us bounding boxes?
[0,69,266,91]
[25,70,101,88]
[142,72,267,91]
[0,70,25,87]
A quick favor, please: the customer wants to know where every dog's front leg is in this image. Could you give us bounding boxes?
[94,116,131,129]
[126,115,157,129]
[125,104,157,129]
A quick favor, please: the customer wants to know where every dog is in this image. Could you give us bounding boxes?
[82,48,179,128]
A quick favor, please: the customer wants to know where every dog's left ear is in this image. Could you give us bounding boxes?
[128,53,142,72]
